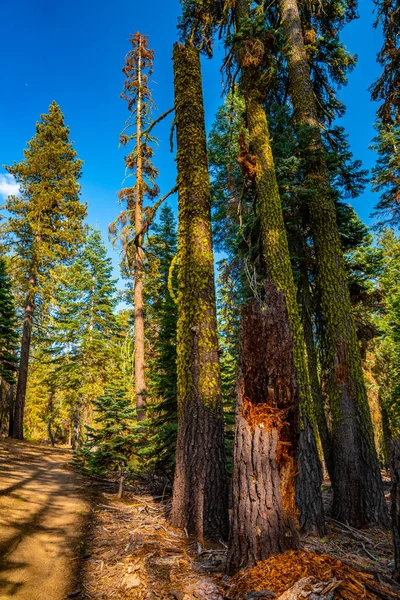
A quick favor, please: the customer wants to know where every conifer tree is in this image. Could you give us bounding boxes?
[279,0,388,527]
[179,1,324,566]
[49,228,120,446]
[2,102,87,439]
[75,388,136,498]
[112,34,158,423]
[0,258,19,385]
[171,44,229,541]
[143,205,178,472]
[370,121,400,229]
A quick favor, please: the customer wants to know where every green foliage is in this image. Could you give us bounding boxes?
[370,0,400,124]
[370,120,400,229]
[24,228,123,442]
[216,260,241,474]
[142,205,178,472]
[1,101,87,280]
[74,388,137,479]
[0,258,19,384]
[374,230,400,439]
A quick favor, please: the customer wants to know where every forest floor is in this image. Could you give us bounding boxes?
[0,440,400,600]
[0,439,91,600]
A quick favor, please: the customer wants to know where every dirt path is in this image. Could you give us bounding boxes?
[0,440,91,600]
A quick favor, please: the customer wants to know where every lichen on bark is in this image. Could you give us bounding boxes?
[170,43,229,542]
[279,0,388,527]
[231,0,325,536]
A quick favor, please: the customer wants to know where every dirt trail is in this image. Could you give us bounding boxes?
[0,440,90,600]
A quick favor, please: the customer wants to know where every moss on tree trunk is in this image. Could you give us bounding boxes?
[231,0,325,540]
[170,43,229,542]
[280,0,388,527]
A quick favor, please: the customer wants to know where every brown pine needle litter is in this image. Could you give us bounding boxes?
[225,549,399,599]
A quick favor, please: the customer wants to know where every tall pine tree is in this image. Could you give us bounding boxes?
[170,44,229,542]
[279,0,388,527]
[2,102,87,439]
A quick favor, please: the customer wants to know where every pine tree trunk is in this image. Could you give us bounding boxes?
[118,470,124,500]
[8,384,14,438]
[280,0,388,527]
[298,267,334,480]
[134,36,146,423]
[234,0,324,536]
[391,439,400,582]
[226,287,300,574]
[13,271,36,440]
[72,409,80,450]
[170,43,229,542]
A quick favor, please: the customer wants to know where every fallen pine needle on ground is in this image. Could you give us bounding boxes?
[79,477,400,600]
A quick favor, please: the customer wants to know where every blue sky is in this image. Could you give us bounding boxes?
[0,0,383,279]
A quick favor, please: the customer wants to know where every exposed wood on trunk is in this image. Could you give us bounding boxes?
[279,0,388,528]
[234,0,324,535]
[170,43,229,542]
[226,284,300,574]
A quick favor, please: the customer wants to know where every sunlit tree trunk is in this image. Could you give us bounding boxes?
[170,43,229,542]
[13,267,36,440]
[134,36,146,422]
[227,4,325,563]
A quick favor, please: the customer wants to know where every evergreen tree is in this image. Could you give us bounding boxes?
[143,205,178,472]
[370,1,400,227]
[370,120,400,229]
[1,102,87,439]
[179,1,325,567]
[75,388,137,498]
[48,228,120,447]
[112,33,158,423]
[170,44,229,542]
[374,231,400,443]
[279,0,388,527]
[0,258,19,385]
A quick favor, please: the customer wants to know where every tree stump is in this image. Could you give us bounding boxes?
[226,283,300,573]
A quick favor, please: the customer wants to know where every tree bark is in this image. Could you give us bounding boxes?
[279,0,388,528]
[234,0,325,536]
[72,407,80,450]
[170,43,229,542]
[298,267,334,480]
[391,439,400,582]
[8,383,14,438]
[226,287,300,574]
[13,270,36,440]
[134,35,146,423]
[118,471,124,499]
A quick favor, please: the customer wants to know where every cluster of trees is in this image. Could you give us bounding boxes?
[0,0,399,580]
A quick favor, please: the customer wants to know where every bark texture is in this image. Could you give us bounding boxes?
[13,271,36,440]
[234,0,324,535]
[391,439,400,582]
[170,43,229,541]
[280,0,388,527]
[226,287,300,574]
[298,267,333,480]
[134,35,146,422]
